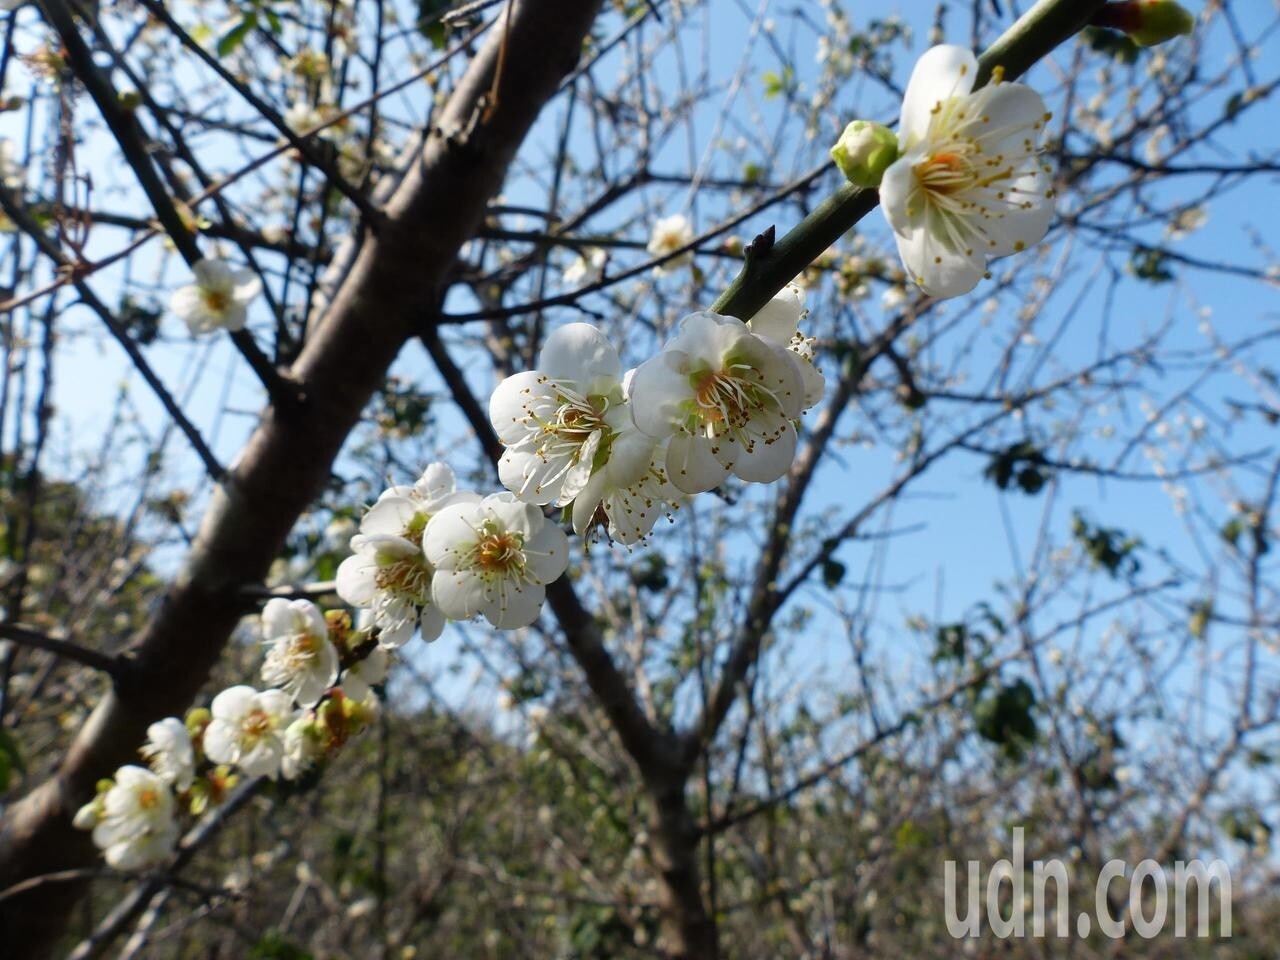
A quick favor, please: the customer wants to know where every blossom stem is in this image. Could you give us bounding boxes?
[711,0,1108,321]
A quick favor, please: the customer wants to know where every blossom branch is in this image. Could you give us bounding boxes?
[419,327,676,779]
[0,188,227,480]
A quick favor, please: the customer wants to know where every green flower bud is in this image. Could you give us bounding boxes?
[185,706,211,738]
[1094,1,1194,47]
[830,120,899,189]
[1131,0,1195,45]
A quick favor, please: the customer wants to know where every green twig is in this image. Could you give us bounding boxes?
[711,0,1109,321]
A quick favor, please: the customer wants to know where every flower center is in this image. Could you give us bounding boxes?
[915,150,977,196]
[241,708,275,743]
[137,788,159,810]
[203,289,230,313]
[374,553,431,603]
[691,366,775,431]
[542,390,607,446]
[475,529,524,574]
[400,512,429,543]
[287,633,320,666]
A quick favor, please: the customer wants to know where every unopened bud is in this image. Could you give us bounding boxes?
[830,120,899,188]
[185,707,211,740]
[1094,1,1194,47]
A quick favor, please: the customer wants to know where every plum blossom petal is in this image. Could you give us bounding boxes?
[86,766,179,870]
[647,214,694,275]
[260,598,340,707]
[204,686,296,779]
[747,285,825,410]
[334,464,471,647]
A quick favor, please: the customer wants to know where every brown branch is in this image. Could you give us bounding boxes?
[0,624,121,681]
[0,3,606,954]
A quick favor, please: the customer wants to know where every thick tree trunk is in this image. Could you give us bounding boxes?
[649,778,719,960]
[0,2,603,954]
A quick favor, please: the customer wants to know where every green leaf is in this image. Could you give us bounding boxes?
[1081,26,1140,65]
[0,729,22,790]
[1072,511,1142,578]
[1129,246,1174,283]
[217,13,257,58]
[249,931,313,960]
[933,624,967,663]
[762,67,794,100]
[984,441,1051,494]
[821,558,845,589]
[973,679,1037,759]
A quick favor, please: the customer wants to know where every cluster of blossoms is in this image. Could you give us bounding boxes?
[336,462,571,631]
[489,288,824,541]
[74,601,383,869]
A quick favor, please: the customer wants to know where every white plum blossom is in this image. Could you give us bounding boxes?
[337,534,439,648]
[79,766,179,870]
[878,44,1055,299]
[376,461,470,513]
[491,325,638,498]
[280,714,326,781]
[203,686,296,779]
[169,258,263,335]
[570,435,682,544]
[0,137,22,189]
[628,311,806,494]
[563,246,607,285]
[646,214,694,274]
[260,598,340,707]
[339,645,388,701]
[423,493,569,629]
[283,102,345,142]
[284,102,324,135]
[140,718,196,791]
[336,464,475,648]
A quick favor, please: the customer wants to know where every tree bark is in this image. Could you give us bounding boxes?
[0,1,603,953]
[648,777,718,960]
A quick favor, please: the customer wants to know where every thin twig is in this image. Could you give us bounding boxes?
[0,623,120,679]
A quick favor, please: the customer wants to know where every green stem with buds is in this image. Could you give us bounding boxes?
[711,0,1109,321]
